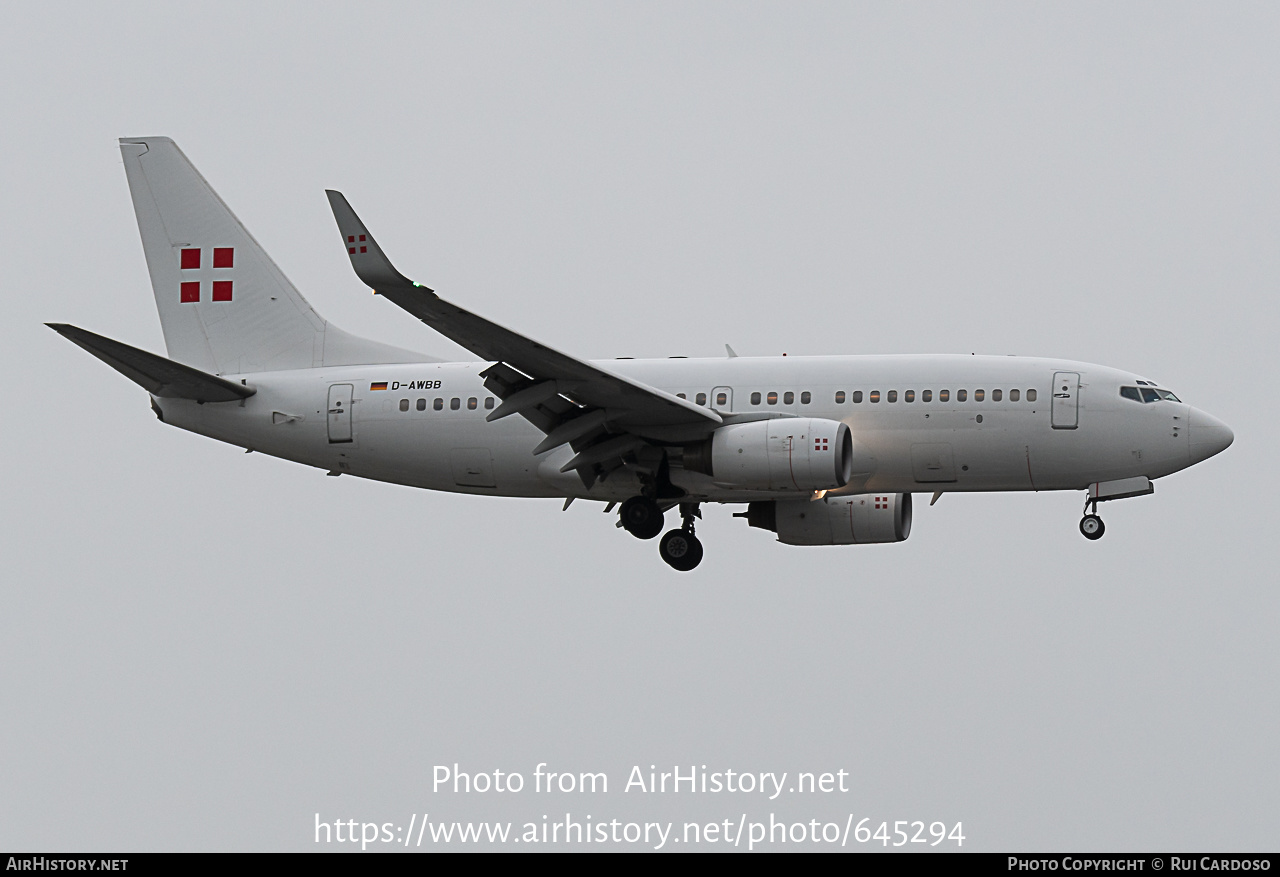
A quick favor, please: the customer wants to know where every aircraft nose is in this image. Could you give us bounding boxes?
[1189,408,1234,465]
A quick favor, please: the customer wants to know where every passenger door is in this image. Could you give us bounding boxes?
[1051,372,1080,430]
[327,383,354,443]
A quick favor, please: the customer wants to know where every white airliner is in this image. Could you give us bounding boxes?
[50,137,1234,570]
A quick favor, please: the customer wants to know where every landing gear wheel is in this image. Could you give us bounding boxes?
[1080,514,1105,540]
[619,496,664,540]
[659,528,704,571]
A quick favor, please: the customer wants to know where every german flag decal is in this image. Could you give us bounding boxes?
[370,381,388,391]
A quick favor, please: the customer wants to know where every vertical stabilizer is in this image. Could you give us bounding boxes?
[119,137,429,374]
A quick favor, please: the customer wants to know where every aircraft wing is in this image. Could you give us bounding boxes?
[326,191,721,485]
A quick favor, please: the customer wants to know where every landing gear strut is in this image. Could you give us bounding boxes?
[659,503,704,571]
[619,495,664,540]
[1079,497,1105,540]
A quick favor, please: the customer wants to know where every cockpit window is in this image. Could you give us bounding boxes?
[1124,385,1183,403]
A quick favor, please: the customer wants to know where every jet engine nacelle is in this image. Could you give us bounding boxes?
[684,418,853,492]
[741,493,913,545]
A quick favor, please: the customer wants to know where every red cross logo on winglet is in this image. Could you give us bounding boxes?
[178,247,234,303]
[347,234,367,255]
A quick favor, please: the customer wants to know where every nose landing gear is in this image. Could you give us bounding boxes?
[1079,497,1105,540]
[1079,514,1105,540]
[659,503,704,571]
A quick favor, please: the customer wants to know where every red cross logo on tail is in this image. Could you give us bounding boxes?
[178,247,235,303]
[347,234,367,255]
[874,496,888,510]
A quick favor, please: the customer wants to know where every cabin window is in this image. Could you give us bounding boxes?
[905,390,915,402]
[993,389,1002,401]
[677,393,686,399]
[1010,389,1020,402]
[434,398,444,410]
[467,397,478,410]
[716,392,728,406]
[835,391,846,404]
[416,398,426,411]
[940,390,950,402]
[783,391,794,404]
[958,389,968,402]
[485,397,495,409]
[870,390,881,403]
[801,391,811,404]
[922,390,932,402]
[696,392,707,406]
[852,391,864,403]
[975,389,985,402]
[767,391,778,405]
[887,390,898,403]
[1120,386,1142,402]
[399,399,410,412]
[450,397,461,410]
[751,392,762,405]
[1026,389,1037,402]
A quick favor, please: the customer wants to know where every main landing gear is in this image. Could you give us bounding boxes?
[658,503,704,572]
[620,497,705,570]
[1079,497,1105,541]
[619,495,664,540]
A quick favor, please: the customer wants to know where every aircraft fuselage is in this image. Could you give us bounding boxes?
[157,353,1225,503]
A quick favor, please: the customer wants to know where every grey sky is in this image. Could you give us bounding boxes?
[1,2,1276,851]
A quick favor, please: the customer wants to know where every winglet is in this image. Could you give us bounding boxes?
[325,190,432,294]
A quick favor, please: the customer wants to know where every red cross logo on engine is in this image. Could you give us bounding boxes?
[874,496,888,509]
[178,247,235,303]
[814,437,829,451]
[347,234,367,255]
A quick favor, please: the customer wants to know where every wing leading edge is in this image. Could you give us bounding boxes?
[325,191,721,486]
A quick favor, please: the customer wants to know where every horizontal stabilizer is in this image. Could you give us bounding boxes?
[47,324,255,403]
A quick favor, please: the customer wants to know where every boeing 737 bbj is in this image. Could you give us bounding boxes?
[49,138,1234,570]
